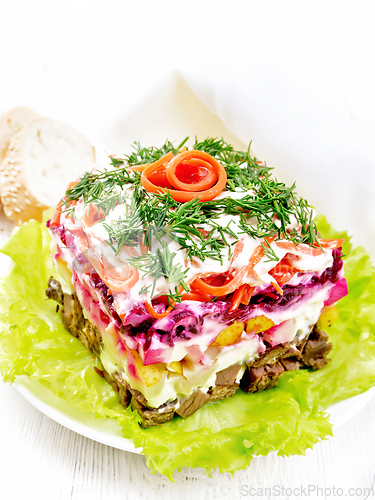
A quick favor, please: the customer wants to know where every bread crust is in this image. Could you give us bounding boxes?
[0,106,40,161]
[0,126,48,224]
[0,117,95,224]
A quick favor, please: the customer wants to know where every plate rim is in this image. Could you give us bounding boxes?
[13,376,142,454]
[12,375,375,455]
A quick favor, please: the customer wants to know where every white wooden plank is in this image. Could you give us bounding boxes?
[1,380,375,500]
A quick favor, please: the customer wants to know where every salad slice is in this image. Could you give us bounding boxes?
[46,138,348,427]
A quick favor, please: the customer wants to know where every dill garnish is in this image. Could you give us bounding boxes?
[128,242,189,302]
[125,138,189,166]
[63,137,321,299]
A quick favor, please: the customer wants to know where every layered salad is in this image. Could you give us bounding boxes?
[46,138,348,427]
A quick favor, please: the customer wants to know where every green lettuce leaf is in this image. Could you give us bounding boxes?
[0,219,374,480]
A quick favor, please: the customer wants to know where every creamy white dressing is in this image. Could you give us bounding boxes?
[50,185,340,409]
[58,189,332,304]
[87,287,327,408]
[93,310,263,408]
[262,287,329,345]
[72,264,330,408]
[215,188,254,200]
[290,249,333,272]
[49,239,74,294]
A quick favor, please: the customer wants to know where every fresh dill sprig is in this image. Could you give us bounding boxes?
[65,167,141,215]
[125,138,189,166]
[128,242,189,298]
[261,238,279,263]
[60,136,322,302]
[192,137,272,191]
[103,209,144,255]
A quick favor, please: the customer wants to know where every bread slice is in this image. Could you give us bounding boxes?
[0,118,95,224]
[0,106,40,161]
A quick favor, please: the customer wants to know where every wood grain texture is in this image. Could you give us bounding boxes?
[1,380,375,500]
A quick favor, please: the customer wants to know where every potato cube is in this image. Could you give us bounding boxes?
[317,305,338,329]
[131,349,163,387]
[210,321,245,347]
[168,361,183,375]
[246,315,275,334]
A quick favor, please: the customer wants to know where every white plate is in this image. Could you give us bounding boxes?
[13,375,375,455]
[2,74,375,457]
[2,182,375,457]
[14,376,141,454]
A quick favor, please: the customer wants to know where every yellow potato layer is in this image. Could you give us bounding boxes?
[246,315,275,334]
[210,321,245,347]
[168,361,183,375]
[131,349,163,387]
[317,305,338,329]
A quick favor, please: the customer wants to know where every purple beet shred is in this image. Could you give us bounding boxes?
[124,248,345,349]
[51,218,345,353]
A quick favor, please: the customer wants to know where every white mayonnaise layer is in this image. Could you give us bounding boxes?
[49,238,74,294]
[73,275,329,408]
[51,185,338,409]
[57,187,333,321]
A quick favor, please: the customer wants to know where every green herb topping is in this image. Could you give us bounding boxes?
[63,137,321,298]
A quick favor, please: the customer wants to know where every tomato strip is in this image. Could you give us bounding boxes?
[224,239,245,284]
[191,267,248,296]
[50,200,63,227]
[141,150,227,203]
[50,181,79,227]
[276,238,345,256]
[271,280,283,295]
[167,158,218,192]
[247,244,265,271]
[317,238,345,249]
[191,244,264,296]
[128,151,174,172]
[228,250,263,311]
[240,284,255,306]
[145,301,173,319]
[139,236,149,255]
[181,292,212,302]
[228,284,247,312]
[229,284,256,311]
[99,261,139,293]
[269,257,298,285]
[75,229,139,294]
[145,284,188,318]
[82,204,105,227]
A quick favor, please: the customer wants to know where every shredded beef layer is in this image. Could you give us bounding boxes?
[46,277,333,428]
